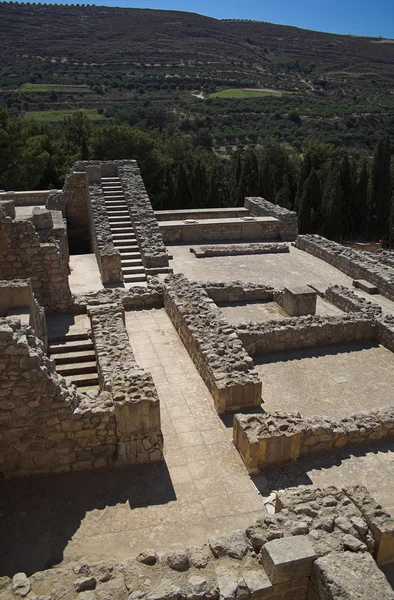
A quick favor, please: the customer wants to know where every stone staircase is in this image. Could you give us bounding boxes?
[49,333,99,393]
[101,176,147,285]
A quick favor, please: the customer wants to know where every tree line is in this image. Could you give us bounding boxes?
[0,109,392,242]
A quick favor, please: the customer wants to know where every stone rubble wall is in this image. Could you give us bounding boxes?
[163,274,262,413]
[378,251,394,269]
[60,169,90,251]
[325,284,383,316]
[73,276,164,311]
[245,197,299,240]
[0,190,61,206]
[0,318,118,478]
[0,217,72,312]
[118,163,169,270]
[236,314,377,356]
[234,406,394,474]
[295,234,394,301]
[4,486,394,600]
[88,184,122,284]
[190,242,289,258]
[88,303,163,465]
[200,281,276,303]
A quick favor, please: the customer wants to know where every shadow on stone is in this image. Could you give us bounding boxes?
[0,461,175,577]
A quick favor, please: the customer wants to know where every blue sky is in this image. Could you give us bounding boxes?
[9,0,394,38]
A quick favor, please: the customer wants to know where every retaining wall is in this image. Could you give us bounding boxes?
[201,281,276,303]
[163,274,262,413]
[245,197,299,240]
[0,190,60,206]
[295,235,394,301]
[190,242,289,258]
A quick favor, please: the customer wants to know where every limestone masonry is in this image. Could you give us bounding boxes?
[1,160,394,598]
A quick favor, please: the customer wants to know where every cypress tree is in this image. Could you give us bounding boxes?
[371,136,391,239]
[174,163,190,209]
[299,169,322,234]
[275,174,291,209]
[353,161,369,238]
[322,164,344,240]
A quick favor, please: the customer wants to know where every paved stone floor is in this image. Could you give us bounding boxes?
[0,308,265,577]
[69,254,103,295]
[253,441,394,517]
[218,297,342,326]
[254,341,394,419]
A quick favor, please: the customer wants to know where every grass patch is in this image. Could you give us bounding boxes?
[210,88,282,99]
[24,109,105,122]
[20,83,91,93]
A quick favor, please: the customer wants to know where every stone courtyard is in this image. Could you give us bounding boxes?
[1,161,394,599]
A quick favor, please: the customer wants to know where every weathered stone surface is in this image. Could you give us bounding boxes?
[12,573,31,597]
[74,576,97,592]
[190,243,289,259]
[137,550,159,566]
[245,197,298,240]
[312,551,394,599]
[166,547,190,571]
[261,536,316,584]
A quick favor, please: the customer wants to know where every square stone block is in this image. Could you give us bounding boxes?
[261,535,316,584]
[283,285,317,317]
[32,207,53,230]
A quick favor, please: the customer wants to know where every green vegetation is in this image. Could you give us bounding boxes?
[26,109,105,122]
[20,84,91,93]
[210,89,282,99]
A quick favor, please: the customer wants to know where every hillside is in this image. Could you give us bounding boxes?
[0,2,394,152]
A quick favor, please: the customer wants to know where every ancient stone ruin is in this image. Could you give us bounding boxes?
[1,159,394,599]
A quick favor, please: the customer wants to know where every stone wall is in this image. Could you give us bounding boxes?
[160,217,281,244]
[325,284,383,316]
[60,169,90,253]
[0,216,72,313]
[234,406,394,474]
[0,190,61,206]
[245,197,299,240]
[0,318,117,478]
[190,242,289,258]
[118,163,169,270]
[87,184,122,284]
[295,235,394,301]
[88,303,163,465]
[3,485,394,599]
[73,276,164,312]
[163,274,262,413]
[236,314,377,356]
[200,281,276,303]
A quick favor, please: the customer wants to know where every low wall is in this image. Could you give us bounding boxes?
[159,216,281,243]
[4,485,394,599]
[119,163,169,270]
[325,284,383,316]
[190,242,289,258]
[163,274,262,413]
[234,406,394,474]
[155,207,249,221]
[0,217,72,313]
[0,190,60,207]
[236,314,377,356]
[73,276,164,311]
[87,184,122,284]
[88,303,163,465]
[245,197,299,240]
[200,281,275,303]
[295,235,394,301]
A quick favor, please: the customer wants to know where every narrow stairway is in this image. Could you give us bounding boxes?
[101,176,147,285]
[48,333,99,394]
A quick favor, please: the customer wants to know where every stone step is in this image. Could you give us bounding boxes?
[49,333,89,344]
[105,207,128,213]
[103,194,125,200]
[108,217,132,224]
[111,227,135,234]
[353,279,379,295]
[123,274,147,283]
[114,244,139,251]
[121,258,143,266]
[51,349,96,364]
[122,266,145,274]
[119,251,141,259]
[49,339,94,354]
[56,362,98,376]
[112,234,138,241]
[66,373,100,387]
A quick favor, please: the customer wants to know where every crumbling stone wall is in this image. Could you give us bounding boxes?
[234,406,394,473]
[88,303,163,465]
[87,184,122,283]
[118,163,169,271]
[295,235,394,301]
[0,217,72,312]
[73,276,164,312]
[236,314,378,356]
[245,197,299,240]
[325,284,383,316]
[3,486,394,600]
[190,242,289,258]
[60,169,90,253]
[163,274,262,413]
[0,318,117,478]
[201,281,276,303]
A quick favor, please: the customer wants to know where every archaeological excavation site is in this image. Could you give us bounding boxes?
[1,159,394,600]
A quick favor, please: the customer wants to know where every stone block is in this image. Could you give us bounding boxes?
[353,279,379,294]
[261,536,316,584]
[0,200,16,220]
[32,207,53,230]
[283,285,317,317]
